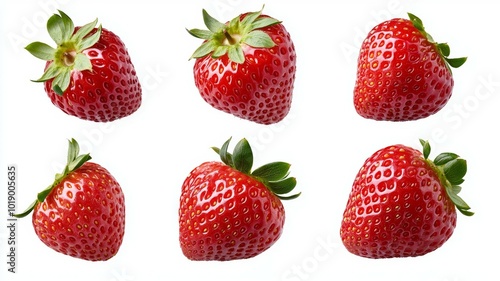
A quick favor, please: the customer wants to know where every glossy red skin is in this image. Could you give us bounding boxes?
[340,144,457,258]
[45,27,142,122]
[32,162,125,261]
[193,15,296,125]
[179,161,285,261]
[353,18,453,121]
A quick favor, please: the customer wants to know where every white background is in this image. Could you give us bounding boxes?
[1,0,498,280]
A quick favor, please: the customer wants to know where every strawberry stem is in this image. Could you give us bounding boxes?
[223,30,238,45]
[63,50,77,66]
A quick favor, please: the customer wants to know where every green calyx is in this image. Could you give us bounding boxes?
[187,6,280,64]
[212,137,300,200]
[407,12,467,72]
[13,139,91,218]
[25,10,102,95]
[419,139,473,216]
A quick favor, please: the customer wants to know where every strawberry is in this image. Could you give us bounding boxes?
[179,137,300,261]
[26,11,142,122]
[353,13,467,121]
[340,140,473,259]
[14,139,125,261]
[187,7,296,125]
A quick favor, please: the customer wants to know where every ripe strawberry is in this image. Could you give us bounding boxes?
[187,7,296,125]
[353,13,467,121]
[340,140,473,259]
[179,137,300,261]
[26,11,142,122]
[15,139,125,261]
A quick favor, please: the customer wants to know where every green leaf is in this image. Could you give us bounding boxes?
[232,138,253,174]
[446,57,467,68]
[445,187,471,211]
[218,137,233,166]
[73,18,98,43]
[202,9,226,33]
[451,185,462,194]
[187,28,213,40]
[32,62,60,82]
[73,53,92,71]
[241,9,263,32]
[67,138,79,163]
[68,154,91,171]
[437,43,450,57]
[52,68,71,95]
[443,159,467,185]
[25,42,55,61]
[227,45,245,64]
[408,12,424,32]
[244,30,275,48]
[58,10,74,42]
[419,139,431,159]
[190,41,215,59]
[47,13,65,45]
[37,183,55,203]
[267,177,297,195]
[12,200,37,218]
[212,45,229,58]
[458,208,474,216]
[276,192,301,200]
[228,15,241,33]
[252,17,281,30]
[252,162,291,181]
[434,152,459,165]
[78,24,101,50]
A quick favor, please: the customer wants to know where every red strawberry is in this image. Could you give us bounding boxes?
[353,13,467,121]
[340,140,473,259]
[179,137,300,261]
[187,7,296,125]
[26,11,142,122]
[15,139,125,261]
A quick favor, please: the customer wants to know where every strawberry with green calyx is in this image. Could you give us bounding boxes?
[187,7,296,125]
[353,13,466,121]
[15,139,125,261]
[26,10,142,122]
[340,140,473,259]
[179,137,300,261]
